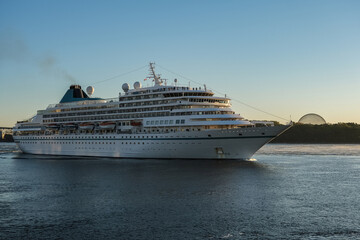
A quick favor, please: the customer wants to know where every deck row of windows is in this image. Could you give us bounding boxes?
[120,88,213,100]
[43,110,235,123]
[163,92,213,97]
[146,119,185,125]
[18,131,210,140]
[42,104,116,114]
[15,124,245,137]
[44,108,233,119]
[43,99,229,116]
[43,105,231,118]
[119,98,228,107]
[20,141,202,146]
[43,91,217,114]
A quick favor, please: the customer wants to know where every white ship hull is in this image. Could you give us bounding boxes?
[14,125,289,160]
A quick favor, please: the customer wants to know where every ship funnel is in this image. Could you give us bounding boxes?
[59,85,90,103]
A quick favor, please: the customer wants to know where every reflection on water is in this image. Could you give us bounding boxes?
[1,143,360,239]
[0,143,20,155]
[258,143,360,156]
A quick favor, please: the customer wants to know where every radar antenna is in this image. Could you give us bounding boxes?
[148,62,163,86]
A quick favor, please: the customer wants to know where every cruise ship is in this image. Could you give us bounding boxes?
[13,63,291,160]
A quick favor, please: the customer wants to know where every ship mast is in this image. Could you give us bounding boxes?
[149,62,163,86]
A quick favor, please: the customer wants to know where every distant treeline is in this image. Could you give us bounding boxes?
[271,123,360,144]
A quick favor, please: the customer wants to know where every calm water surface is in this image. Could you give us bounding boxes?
[0,143,359,239]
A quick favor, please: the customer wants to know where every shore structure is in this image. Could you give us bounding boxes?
[0,128,13,142]
[13,63,291,159]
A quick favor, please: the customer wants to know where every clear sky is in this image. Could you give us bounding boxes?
[1,0,359,127]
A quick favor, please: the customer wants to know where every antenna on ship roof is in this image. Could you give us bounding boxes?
[149,62,163,86]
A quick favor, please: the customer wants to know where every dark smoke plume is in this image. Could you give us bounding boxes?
[1,29,77,84]
[39,55,76,84]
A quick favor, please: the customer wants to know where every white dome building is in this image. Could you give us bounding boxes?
[298,113,326,125]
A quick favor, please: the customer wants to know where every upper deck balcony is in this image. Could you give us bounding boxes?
[121,85,214,98]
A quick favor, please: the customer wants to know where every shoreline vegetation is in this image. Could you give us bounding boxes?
[2,123,360,144]
[271,123,360,144]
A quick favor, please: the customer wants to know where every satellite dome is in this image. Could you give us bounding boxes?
[122,83,130,93]
[86,86,94,96]
[134,81,142,89]
[298,113,326,125]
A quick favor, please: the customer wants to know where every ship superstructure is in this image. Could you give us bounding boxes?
[13,63,291,159]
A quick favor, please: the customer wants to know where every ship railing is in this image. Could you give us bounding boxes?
[152,85,213,92]
[126,85,214,94]
[16,115,36,124]
[250,121,275,127]
[47,98,119,109]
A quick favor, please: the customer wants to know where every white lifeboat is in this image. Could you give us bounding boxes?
[99,122,116,130]
[79,122,95,130]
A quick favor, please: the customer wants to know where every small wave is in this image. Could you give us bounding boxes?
[0,150,21,154]
[0,143,19,154]
[293,229,360,238]
[257,144,360,156]
[220,233,233,238]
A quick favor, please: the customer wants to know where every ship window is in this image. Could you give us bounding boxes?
[155,121,159,125]
[151,121,154,125]
[181,120,185,124]
[176,120,180,124]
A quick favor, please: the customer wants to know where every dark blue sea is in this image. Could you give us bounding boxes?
[1,143,359,239]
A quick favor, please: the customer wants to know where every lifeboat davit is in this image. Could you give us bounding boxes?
[99,122,116,129]
[46,124,59,129]
[79,122,95,130]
